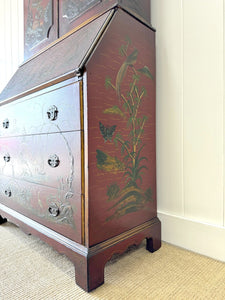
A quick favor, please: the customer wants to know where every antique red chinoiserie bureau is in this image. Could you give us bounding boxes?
[0,0,161,292]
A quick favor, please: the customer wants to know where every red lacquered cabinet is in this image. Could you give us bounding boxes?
[24,0,152,60]
[0,1,161,292]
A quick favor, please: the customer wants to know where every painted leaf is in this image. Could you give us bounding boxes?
[137,66,153,80]
[103,106,125,118]
[108,187,144,210]
[133,74,140,81]
[119,45,126,57]
[125,35,131,44]
[126,49,138,65]
[115,62,128,97]
[116,49,138,96]
[107,183,120,201]
[105,77,112,89]
[96,150,125,172]
[140,87,147,98]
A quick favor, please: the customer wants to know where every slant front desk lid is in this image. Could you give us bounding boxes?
[0,10,113,102]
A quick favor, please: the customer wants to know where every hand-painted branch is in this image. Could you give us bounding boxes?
[129,79,137,103]
[108,81,133,115]
[140,90,145,100]
[135,118,147,147]
[116,137,134,161]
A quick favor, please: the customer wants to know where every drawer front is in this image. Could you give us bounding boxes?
[0,131,81,191]
[0,80,81,137]
[0,176,81,242]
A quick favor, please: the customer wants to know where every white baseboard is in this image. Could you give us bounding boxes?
[158,212,225,262]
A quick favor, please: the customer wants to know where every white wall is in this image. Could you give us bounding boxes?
[0,0,224,262]
[0,0,24,93]
[152,0,225,262]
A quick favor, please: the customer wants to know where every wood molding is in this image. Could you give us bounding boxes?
[0,202,160,257]
[158,212,225,262]
[89,218,160,256]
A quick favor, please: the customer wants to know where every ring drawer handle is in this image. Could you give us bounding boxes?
[48,154,60,168]
[48,203,60,217]
[4,153,10,162]
[5,188,12,197]
[3,119,9,129]
[47,105,58,121]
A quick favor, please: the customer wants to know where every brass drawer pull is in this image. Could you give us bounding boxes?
[48,203,60,217]
[47,105,58,121]
[48,154,60,168]
[3,119,9,129]
[5,188,12,197]
[3,153,10,162]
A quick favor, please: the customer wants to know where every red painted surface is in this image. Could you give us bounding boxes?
[86,10,156,246]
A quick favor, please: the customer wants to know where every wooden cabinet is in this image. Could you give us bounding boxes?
[0,2,160,292]
[24,0,152,60]
[58,0,151,36]
[24,0,58,60]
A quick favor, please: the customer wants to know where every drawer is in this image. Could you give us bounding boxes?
[0,131,81,191]
[0,176,81,242]
[0,79,81,137]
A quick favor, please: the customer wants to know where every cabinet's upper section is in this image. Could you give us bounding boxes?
[0,11,112,102]
[0,2,153,103]
[24,0,151,60]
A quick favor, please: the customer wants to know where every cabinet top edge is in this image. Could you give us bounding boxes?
[0,72,80,106]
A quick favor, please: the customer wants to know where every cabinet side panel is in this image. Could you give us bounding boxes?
[86,10,156,246]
